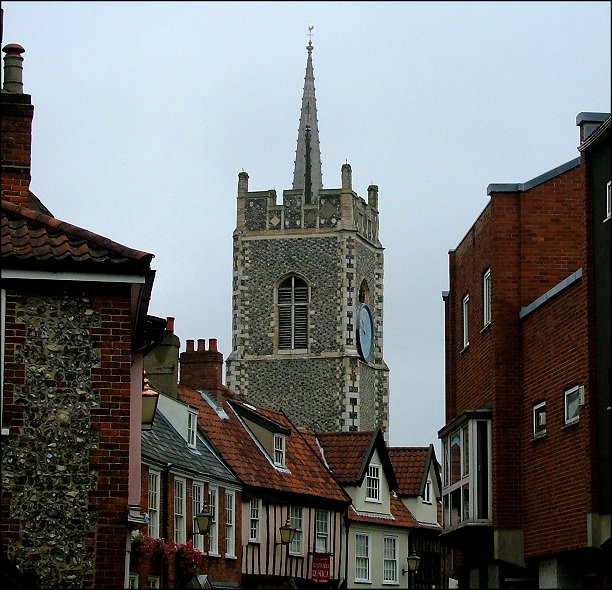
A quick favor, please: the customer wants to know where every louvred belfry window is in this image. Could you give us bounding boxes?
[278,276,309,350]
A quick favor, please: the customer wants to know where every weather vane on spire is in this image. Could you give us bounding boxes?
[308,25,314,45]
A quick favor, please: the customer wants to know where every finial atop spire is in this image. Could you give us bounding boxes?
[293,27,322,202]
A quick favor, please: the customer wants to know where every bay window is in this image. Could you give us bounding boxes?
[441,415,491,529]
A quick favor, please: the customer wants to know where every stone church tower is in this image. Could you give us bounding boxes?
[225,38,389,439]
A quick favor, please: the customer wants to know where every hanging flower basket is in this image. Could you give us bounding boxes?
[174,540,204,575]
[131,533,177,562]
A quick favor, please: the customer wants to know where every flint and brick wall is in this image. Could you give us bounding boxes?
[1,282,133,589]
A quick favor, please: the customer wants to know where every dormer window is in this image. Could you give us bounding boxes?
[274,433,286,467]
[187,410,197,448]
[365,463,381,502]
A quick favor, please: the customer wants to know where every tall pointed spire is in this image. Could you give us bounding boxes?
[292,27,322,203]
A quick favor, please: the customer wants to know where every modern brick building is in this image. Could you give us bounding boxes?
[439,112,611,588]
[225,39,390,440]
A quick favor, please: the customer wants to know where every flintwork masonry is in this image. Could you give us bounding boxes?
[226,39,389,438]
[2,292,100,589]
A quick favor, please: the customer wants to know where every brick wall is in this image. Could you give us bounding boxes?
[521,280,591,557]
[445,162,589,551]
[1,92,33,207]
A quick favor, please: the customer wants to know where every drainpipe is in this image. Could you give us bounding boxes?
[343,511,350,589]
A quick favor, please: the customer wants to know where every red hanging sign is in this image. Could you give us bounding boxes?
[312,553,330,583]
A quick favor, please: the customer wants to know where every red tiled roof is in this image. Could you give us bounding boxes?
[388,447,429,497]
[348,494,419,529]
[1,200,153,272]
[314,431,374,484]
[178,385,350,505]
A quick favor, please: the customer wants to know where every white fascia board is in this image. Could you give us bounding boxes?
[1,269,146,284]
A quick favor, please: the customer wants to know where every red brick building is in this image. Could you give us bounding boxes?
[439,112,611,588]
[1,37,158,589]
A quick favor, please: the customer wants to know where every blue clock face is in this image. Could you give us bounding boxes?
[357,304,375,362]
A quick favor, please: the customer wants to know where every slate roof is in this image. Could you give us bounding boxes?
[1,199,153,273]
[142,409,239,486]
[177,385,350,506]
[388,445,440,498]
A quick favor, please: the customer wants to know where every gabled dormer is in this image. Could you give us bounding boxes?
[389,444,442,528]
[316,428,397,516]
[229,400,292,470]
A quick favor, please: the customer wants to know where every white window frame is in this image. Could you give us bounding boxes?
[315,509,329,553]
[148,469,160,538]
[533,402,547,437]
[564,385,584,425]
[383,536,398,584]
[355,532,371,583]
[187,410,197,448]
[273,433,285,467]
[208,486,219,555]
[606,180,611,221]
[483,268,491,327]
[128,573,139,589]
[192,482,205,552]
[225,491,236,557]
[462,293,470,348]
[289,506,303,555]
[174,477,186,545]
[365,463,381,503]
[422,478,432,504]
[249,498,261,542]
[442,419,492,529]
[147,576,160,589]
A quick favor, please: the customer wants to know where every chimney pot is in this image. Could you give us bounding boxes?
[2,43,25,93]
[197,339,206,352]
[186,339,195,352]
[166,317,175,333]
[209,338,218,352]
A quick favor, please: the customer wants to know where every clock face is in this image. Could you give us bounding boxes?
[356,303,375,362]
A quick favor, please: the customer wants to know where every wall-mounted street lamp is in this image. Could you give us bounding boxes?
[141,375,159,430]
[191,505,212,536]
[276,517,296,546]
[402,550,421,588]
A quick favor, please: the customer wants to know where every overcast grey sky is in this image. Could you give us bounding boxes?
[2,1,610,449]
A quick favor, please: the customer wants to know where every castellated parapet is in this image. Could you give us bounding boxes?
[235,164,380,245]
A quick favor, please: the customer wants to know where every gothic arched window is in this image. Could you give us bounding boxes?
[277,275,309,350]
[358,280,370,304]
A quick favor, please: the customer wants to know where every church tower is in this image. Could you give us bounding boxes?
[226,36,389,439]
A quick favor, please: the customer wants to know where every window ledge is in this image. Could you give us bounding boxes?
[461,344,470,354]
[531,432,546,441]
[480,322,491,334]
[563,419,579,429]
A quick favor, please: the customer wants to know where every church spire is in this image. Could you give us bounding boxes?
[292,27,322,203]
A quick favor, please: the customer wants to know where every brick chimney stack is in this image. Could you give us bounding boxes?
[179,338,224,395]
[1,41,33,208]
